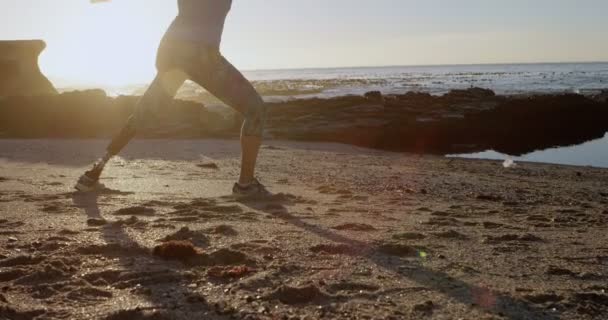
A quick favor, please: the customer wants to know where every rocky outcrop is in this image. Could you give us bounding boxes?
[0,88,606,156]
[265,89,608,155]
[0,40,57,97]
[0,90,236,138]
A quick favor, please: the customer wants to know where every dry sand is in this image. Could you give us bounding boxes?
[0,139,606,320]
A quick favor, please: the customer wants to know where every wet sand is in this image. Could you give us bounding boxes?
[0,139,607,319]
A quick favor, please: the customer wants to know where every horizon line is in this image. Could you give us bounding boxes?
[243,60,608,73]
[48,60,608,87]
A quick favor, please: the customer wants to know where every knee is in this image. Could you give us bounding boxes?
[241,99,267,137]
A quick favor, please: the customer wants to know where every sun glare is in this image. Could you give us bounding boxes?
[40,0,174,88]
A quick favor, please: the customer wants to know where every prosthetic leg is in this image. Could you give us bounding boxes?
[74,70,185,192]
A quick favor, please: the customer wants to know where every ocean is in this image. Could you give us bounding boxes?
[79,62,608,100]
[243,62,608,99]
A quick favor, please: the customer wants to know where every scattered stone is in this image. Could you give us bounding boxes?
[364,91,383,101]
[332,223,377,232]
[58,229,80,235]
[87,218,107,226]
[265,285,328,305]
[114,206,155,216]
[7,237,18,242]
[153,240,201,262]
[161,227,208,247]
[392,232,426,240]
[197,162,219,170]
[433,230,468,240]
[477,194,503,202]
[524,293,564,304]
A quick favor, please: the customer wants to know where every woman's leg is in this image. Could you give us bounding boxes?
[186,48,266,185]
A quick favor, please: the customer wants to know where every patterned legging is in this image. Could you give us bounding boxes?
[107,38,266,155]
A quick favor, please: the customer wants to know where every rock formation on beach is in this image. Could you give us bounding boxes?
[0,40,57,97]
[0,87,607,156]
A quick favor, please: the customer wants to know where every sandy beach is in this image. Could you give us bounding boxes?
[0,139,606,319]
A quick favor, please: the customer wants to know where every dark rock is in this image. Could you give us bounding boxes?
[0,40,57,97]
[364,90,383,101]
[524,293,564,304]
[265,285,328,305]
[591,89,608,103]
[444,87,495,100]
[153,240,201,261]
[160,227,209,247]
[114,206,155,216]
[477,194,503,202]
[87,218,107,226]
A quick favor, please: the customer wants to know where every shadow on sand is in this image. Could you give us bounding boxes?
[235,193,560,320]
[71,191,230,320]
[70,187,559,320]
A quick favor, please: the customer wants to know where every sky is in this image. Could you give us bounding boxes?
[1,0,608,86]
